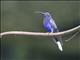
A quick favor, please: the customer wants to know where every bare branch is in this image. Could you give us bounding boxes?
[0,25,80,37]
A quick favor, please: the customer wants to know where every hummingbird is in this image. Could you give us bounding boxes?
[35,11,63,51]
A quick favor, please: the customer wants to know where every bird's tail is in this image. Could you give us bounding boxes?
[56,41,63,51]
[51,36,63,51]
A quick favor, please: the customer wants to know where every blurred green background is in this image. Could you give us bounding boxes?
[1,1,80,60]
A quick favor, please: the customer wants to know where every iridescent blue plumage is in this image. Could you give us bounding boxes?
[43,12,57,32]
[35,11,63,51]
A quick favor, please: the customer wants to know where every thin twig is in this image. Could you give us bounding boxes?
[0,25,80,37]
[65,31,80,42]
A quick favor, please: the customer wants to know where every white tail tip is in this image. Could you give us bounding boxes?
[56,41,63,51]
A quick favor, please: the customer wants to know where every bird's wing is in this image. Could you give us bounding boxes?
[49,19,58,30]
[49,18,63,45]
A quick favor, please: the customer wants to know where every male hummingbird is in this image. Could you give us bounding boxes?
[35,11,63,51]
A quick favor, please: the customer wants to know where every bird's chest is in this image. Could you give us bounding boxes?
[43,17,50,26]
[43,17,54,32]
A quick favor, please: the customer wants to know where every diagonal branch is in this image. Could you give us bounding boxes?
[0,25,80,37]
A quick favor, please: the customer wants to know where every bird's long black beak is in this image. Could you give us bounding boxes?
[34,11,45,14]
